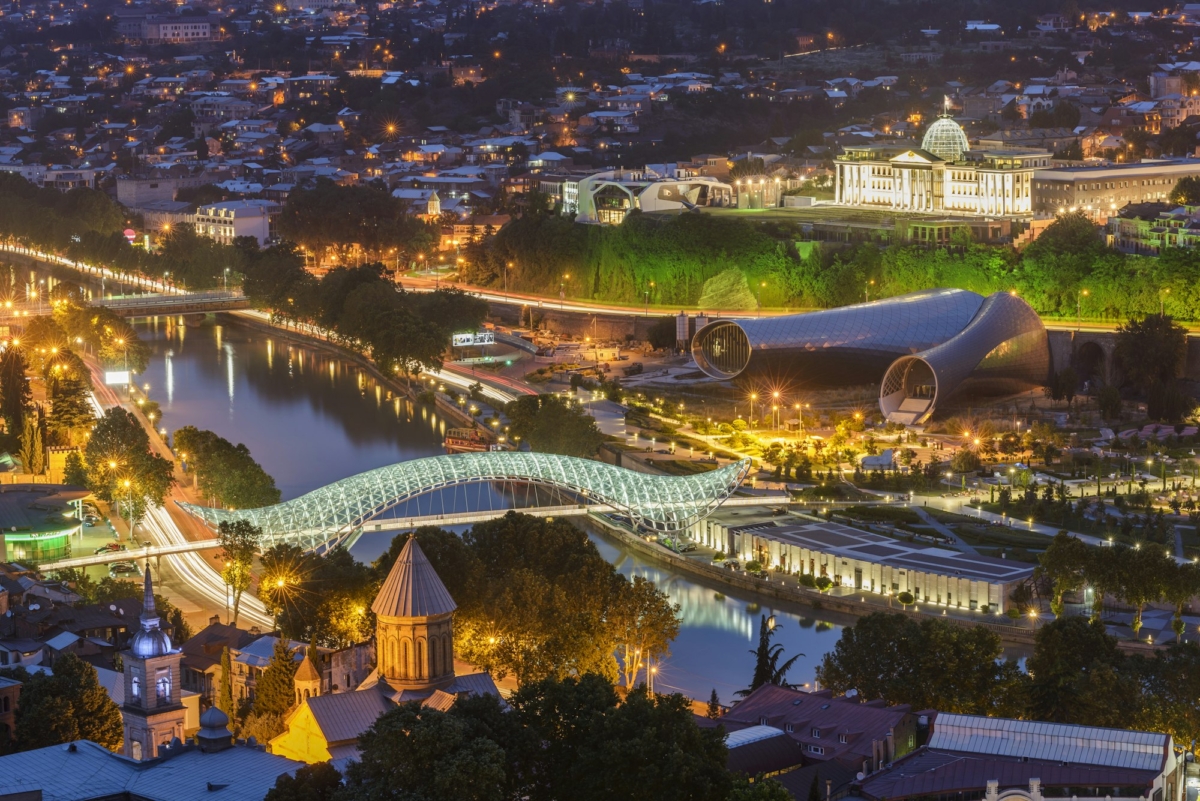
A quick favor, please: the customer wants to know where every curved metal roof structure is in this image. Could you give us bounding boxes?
[692,289,986,382]
[690,288,1049,424]
[879,291,1049,425]
[177,452,752,550]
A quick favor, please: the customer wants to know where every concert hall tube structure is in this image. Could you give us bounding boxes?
[690,288,1049,423]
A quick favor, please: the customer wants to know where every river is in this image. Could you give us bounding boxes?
[133,314,849,701]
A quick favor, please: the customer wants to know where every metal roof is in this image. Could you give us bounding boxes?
[726,725,787,748]
[305,684,395,745]
[372,536,457,619]
[930,714,1169,770]
[0,740,302,801]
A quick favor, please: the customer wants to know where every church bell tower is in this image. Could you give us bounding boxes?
[122,565,186,761]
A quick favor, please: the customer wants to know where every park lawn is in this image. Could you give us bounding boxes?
[652,459,719,476]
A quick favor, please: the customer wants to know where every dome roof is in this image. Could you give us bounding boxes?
[199,706,230,730]
[128,566,175,659]
[922,116,969,162]
[130,628,174,659]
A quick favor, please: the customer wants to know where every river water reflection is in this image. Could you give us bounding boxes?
[135,315,848,700]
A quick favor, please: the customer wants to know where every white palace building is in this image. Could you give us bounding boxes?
[834,115,1051,217]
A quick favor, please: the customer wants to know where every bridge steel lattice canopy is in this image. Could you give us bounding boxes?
[177,452,752,551]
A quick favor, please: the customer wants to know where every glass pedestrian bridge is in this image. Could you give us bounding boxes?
[178,452,752,551]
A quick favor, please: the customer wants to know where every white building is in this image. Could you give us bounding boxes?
[574,169,733,224]
[141,16,213,43]
[688,513,1033,612]
[193,200,279,246]
[835,116,1051,216]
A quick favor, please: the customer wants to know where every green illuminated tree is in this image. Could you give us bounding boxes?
[610,575,680,690]
[0,345,31,441]
[1035,532,1090,617]
[83,407,175,525]
[217,646,234,717]
[504,394,603,457]
[218,520,261,626]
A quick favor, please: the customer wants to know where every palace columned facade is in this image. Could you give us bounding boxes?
[833,117,1050,217]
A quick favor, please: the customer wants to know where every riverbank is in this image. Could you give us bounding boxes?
[584,512,1160,654]
[225,311,481,432]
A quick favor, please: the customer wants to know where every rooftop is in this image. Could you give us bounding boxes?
[0,739,302,801]
[737,520,1034,584]
[372,536,457,619]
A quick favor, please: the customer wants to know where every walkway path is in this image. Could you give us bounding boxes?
[913,507,980,554]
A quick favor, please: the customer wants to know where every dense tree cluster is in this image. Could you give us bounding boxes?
[367,516,681,686]
[173,426,281,510]
[259,514,680,686]
[504,394,604,458]
[816,610,1200,752]
[259,543,377,650]
[0,654,123,753]
[268,674,784,801]
[467,211,1200,324]
[276,179,437,263]
[82,407,175,526]
[243,259,489,378]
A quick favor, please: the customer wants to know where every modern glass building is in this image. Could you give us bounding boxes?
[691,289,1049,424]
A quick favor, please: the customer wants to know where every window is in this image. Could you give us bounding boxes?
[839,733,848,743]
[760,717,768,726]
[131,675,141,699]
[786,724,794,733]
[811,727,821,738]
[808,744,824,755]
[155,667,170,702]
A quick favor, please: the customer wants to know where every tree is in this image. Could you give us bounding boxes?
[83,408,175,525]
[46,368,95,446]
[1163,562,1200,640]
[729,778,794,801]
[950,448,980,473]
[1115,545,1171,637]
[217,646,234,717]
[504,394,603,457]
[0,345,31,442]
[264,762,342,801]
[1035,532,1090,616]
[168,607,192,647]
[174,426,281,509]
[218,520,262,626]
[1170,175,1200,205]
[816,613,1024,715]
[739,615,802,697]
[1133,642,1200,752]
[706,689,722,719]
[18,412,44,475]
[1025,617,1135,727]
[255,638,300,718]
[9,653,123,751]
[1114,314,1187,390]
[609,575,681,689]
[341,702,509,801]
[1097,385,1122,420]
[63,450,88,487]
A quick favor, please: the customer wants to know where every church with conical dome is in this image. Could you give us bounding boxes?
[833,112,1052,217]
[269,536,500,765]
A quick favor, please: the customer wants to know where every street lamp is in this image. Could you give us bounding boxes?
[865,279,875,303]
[1076,288,1089,331]
[1160,286,1170,316]
[123,478,134,540]
[505,261,512,296]
[560,273,570,309]
[749,393,758,431]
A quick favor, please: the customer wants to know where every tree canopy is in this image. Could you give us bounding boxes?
[504,394,604,457]
[174,426,281,509]
[82,407,175,524]
[1,654,123,752]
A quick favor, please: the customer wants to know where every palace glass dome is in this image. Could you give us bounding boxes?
[922,116,970,162]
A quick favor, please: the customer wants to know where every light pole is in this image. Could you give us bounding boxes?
[772,391,780,430]
[224,268,230,292]
[505,262,512,296]
[750,393,757,431]
[123,478,134,541]
[865,279,875,303]
[756,281,765,316]
[1160,286,1170,316]
[1076,288,1089,331]
[560,273,570,310]
[116,337,129,398]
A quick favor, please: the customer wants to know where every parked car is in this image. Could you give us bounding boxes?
[84,515,101,527]
[679,541,698,553]
[94,542,126,555]
[622,362,644,377]
[109,561,140,577]
[724,560,741,571]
